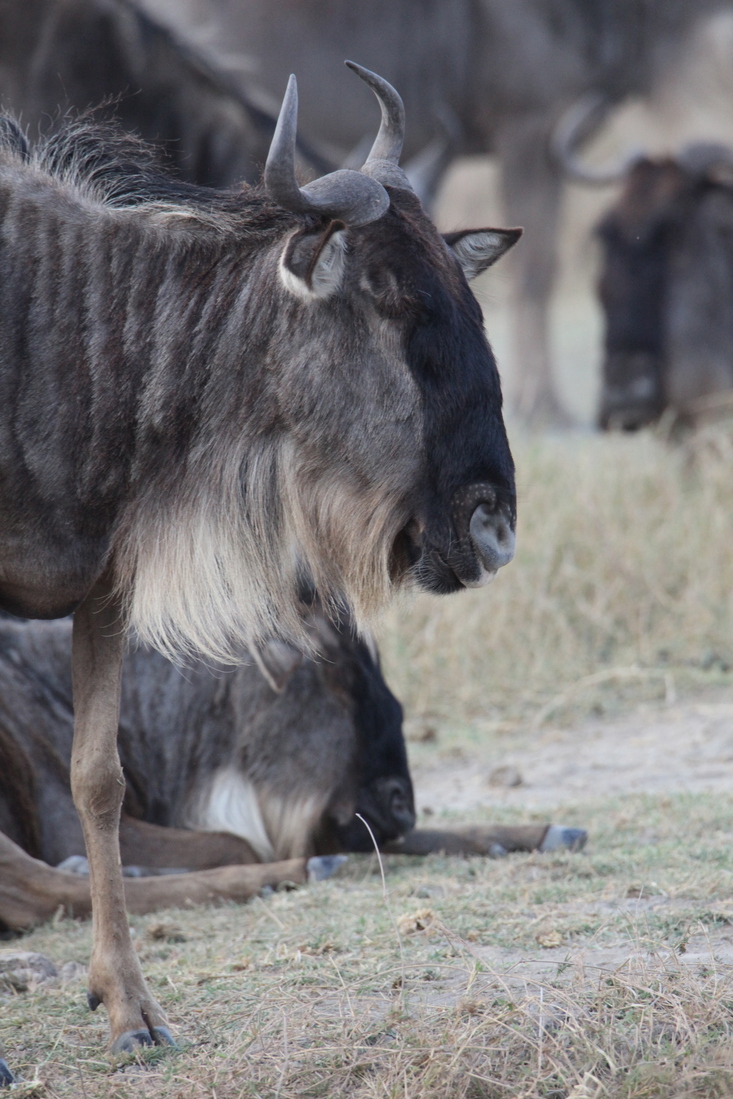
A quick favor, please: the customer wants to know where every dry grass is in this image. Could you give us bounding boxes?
[5,428,733,1096]
[4,793,733,1097]
[379,425,733,728]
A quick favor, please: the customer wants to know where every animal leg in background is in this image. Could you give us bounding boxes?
[384,823,586,857]
[70,571,173,1053]
[0,828,316,933]
[119,816,260,871]
[498,112,567,426]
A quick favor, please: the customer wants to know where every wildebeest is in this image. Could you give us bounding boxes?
[144,0,733,422]
[0,606,415,871]
[0,63,518,1055]
[0,611,584,1088]
[0,610,583,925]
[569,137,733,430]
[0,0,330,188]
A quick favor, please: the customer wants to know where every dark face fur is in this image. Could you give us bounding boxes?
[269,188,518,610]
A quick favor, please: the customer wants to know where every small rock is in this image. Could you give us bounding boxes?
[0,952,57,992]
[397,908,434,935]
[421,806,434,817]
[487,764,523,788]
[535,928,563,949]
[411,884,444,899]
[60,961,87,984]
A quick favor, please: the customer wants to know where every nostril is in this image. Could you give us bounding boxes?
[469,503,516,572]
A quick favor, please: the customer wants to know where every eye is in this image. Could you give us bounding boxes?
[360,268,421,319]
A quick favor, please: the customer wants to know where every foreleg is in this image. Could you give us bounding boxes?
[70,570,173,1053]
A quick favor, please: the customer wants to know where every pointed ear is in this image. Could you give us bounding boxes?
[444,227,522,280]
[251,638,304,692]
[279,221,347,300]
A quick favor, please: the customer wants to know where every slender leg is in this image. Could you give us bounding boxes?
[0,829,93,928]
[383,823,587,856]
[497,113,570,427]
[119,816,259,870]
[0,824,314,928]
[383,824,550,856]
[70,570,173,1053]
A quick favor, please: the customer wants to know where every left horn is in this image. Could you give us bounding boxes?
[345,61,413,190]
[265,74,390,226]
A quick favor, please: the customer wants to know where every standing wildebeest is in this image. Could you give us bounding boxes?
[0,0,331,188]
[0,63,518,1055]
[144,0,733,422]
[563,133,733,429]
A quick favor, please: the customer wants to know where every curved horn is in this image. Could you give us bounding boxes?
[265,74,390,226]
[552,93,644,186]
[345,61,413,190]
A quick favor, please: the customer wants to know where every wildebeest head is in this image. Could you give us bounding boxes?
[252,65,519,623]
[97,65,519,659]
[242,600,415,857]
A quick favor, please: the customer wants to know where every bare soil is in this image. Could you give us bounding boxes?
[411,691,733,814]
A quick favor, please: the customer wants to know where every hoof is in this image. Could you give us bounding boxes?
[0,1058,14,1087]
[57,854,90,875]
[111,1026,175,1053]
[540,825,588,853]
[87,991,101,1011]
[307,855,348,882]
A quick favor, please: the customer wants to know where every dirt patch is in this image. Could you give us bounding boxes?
[412,693,733,815]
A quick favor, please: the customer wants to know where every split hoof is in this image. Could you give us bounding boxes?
[0,1058,14,1087]
[540,825,588,853]
[111,1026,176,1053]
[57,854,90,875]
[307,854,349,882]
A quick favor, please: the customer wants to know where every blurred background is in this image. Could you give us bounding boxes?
[5,0,733,740]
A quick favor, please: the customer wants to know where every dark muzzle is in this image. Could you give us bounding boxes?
[450,483,516,586]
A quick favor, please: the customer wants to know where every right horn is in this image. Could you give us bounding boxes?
[345,61,413,190]
[265,75,390,226]
[551,93,644,186]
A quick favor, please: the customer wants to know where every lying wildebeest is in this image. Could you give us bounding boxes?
[0,0,330,188]
[0,611,584,931]
[0,612,584,1089]
[147,0,733,421]
[561,128,733,429]
[0,62,518,1056]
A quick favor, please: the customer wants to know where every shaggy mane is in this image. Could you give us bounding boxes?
[0,112,311,242]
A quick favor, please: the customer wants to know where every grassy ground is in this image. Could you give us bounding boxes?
[379,426,733,731]
[5,429,733,1097]
[4,792,733,1097]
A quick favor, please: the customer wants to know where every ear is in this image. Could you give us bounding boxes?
[251,638,304,692]
[279,221,347,300]
[444,227,522,280]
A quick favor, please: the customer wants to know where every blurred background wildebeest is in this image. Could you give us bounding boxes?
[136,0,733,424]
[0,0,332,187]
[589,143,733,430]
